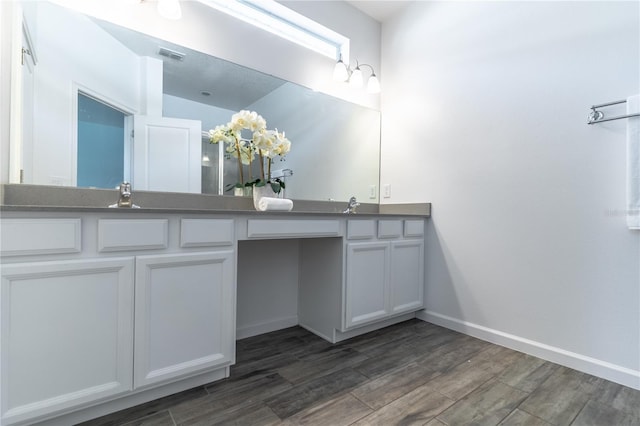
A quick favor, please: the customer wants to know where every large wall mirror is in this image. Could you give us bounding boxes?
[14,1,381,203]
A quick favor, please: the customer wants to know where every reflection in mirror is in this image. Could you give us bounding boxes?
[16,1,381,202]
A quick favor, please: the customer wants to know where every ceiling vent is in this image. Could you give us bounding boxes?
[158,47,185,61]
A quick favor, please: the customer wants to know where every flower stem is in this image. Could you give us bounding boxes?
[235,137,244,185]
[259,150,266,182]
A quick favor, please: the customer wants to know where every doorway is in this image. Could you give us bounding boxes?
[77,93,128,189]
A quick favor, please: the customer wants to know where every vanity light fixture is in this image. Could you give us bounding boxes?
[157,0,182,20]
[333,56,380,94]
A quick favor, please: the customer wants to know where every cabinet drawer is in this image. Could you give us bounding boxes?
[180,219,234,247]
[347,220,375,240]
[247,219,340,238]
[377,220,403,239]
[0,218,81,256]
[98,219,168,252]
[404,220,425,237]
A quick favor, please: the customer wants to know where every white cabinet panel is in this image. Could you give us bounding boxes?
[134,251,235,388]
[347,220,375,240]
[345,242,390,328]
[98,219,168,252]
[180,219,234,248]
[0,218,81,256]
[0,258,134,425]
[391,240,424,314]
[378,220,403,239]
[404,220,425,238]
[247,219,340,239]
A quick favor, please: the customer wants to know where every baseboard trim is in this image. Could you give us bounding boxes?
[236,316,298,340]
[417,310,640,390]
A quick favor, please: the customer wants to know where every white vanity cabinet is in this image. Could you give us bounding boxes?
[0,257,135,426]
[0,209,428,425]
[299,217,426,343]
[134,251,235,389]
[343,219,425,330]
[345,241,391,328]
[0,215,236,426]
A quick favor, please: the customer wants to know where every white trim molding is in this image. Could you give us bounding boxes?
[417,310,640,391]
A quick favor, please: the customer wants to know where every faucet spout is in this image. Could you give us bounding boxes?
[343,196,360,214]
[109,182,140,208]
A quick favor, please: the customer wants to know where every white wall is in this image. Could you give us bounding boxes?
[247,83,380,202]
[0,1,13,185]
[236,240,300,339]
[26,1,143,186]
[382,1,640,388]
[162,94,233,131]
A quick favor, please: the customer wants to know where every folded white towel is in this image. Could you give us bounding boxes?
[257,197,293,212]
[627,94,640,229]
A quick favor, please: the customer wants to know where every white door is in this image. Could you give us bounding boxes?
[344,241,391,329]
[134,251,235,389]
[132,115,202,193]
[0,258,134,425]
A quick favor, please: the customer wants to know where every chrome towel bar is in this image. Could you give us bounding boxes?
[588,99,640,124]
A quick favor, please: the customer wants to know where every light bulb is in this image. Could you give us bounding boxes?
[158,0,182,20]
[367,74,380,93]
[349,67,363,88]
[333,60,349,82]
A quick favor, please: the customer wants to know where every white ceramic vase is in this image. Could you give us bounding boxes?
[252,184,278,210]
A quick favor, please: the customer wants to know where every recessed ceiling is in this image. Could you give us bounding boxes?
[346,1,411,23]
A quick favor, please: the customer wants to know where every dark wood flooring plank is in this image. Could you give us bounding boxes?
[353,330,465,380]
[497,355,559,393]
[230,351,299,378]
[589,380,640,418]
[77,387,207,426]
[571,400,640,426]
[121,411,176,426]
[351,361,442,410]
[175,403,280,426]
[281,393,372,426]
[353,387,455,426]
[464,344,523,375]
[497,408,552,425]
[166,393,231,425]
[264,367,369,419]
[437,379,528,425]
[278,346,369,384]
[418,362,495,401]
[205,371,293,408]
[518,367,601,426]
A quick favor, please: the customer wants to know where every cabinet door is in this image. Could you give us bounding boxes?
[390,240,424,314]
[1,258,134,426]
[345,242,390,329]
[134,251,235,388]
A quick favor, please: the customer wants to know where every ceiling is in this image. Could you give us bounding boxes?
[92,17,286,111]
[345,1,411,23]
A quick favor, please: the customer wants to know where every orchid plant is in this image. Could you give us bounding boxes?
[209,110,291,194]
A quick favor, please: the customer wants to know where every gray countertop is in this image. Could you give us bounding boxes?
[0,184,431,217]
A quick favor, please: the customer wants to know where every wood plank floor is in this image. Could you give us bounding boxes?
[78,319,640,426]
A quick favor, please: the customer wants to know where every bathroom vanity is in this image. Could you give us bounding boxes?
[0,187,430,426]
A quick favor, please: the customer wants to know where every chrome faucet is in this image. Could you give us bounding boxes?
[109,182,140,208]
[343,196,360,214]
